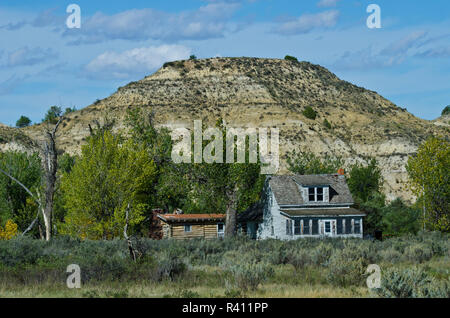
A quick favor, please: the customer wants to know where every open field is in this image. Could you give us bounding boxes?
[0,232,449,298]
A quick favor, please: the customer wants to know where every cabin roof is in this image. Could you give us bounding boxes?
[281,208,365,217]
[157,214,226,223]
[268,174,354,206]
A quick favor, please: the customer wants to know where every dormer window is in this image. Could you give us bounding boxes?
[308,187,324,202]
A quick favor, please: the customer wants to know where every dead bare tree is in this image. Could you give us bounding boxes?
[41,118,62,240]
[123,204,142,262]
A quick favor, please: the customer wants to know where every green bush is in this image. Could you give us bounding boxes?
[325,244,370,287]
[378,248,402,263]
[302,106,317,120]
[0,233,448,294]
[376,267,448,298]
[442,105,450,116]
[286,249,312,271]
[310,242,333,266]
[323,119,332,129]
[16,116,32,128]
[157,251,187,281]
[226,261,274,291]
[284,55,298,62]
[403,243,433,263]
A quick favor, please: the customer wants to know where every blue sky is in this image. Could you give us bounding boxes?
[1,0,450,126]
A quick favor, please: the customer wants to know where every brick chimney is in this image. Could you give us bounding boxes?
[174,208,183,215]
[337,168,345,176]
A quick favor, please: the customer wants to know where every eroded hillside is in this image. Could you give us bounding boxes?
[1,58,448,202]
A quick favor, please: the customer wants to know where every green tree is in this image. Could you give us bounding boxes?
[347,158,382,203]
[125,108,187,215]
[287,151,343,175]
[0,151,42,233]
[179,120,265,236]
[60,130,158,239]
[358,192,385,236]
[302,106,317,120]
[406,137,449,232]
[15,116,32,128]
[189,55,197,60]
[347,158,384,235]
[382,198,421,235]
[442,105,450,116]
[64,107,76,115]
[42,106,62,124]
[284,55,298,62]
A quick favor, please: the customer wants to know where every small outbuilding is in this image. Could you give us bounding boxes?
[157,213,226,240]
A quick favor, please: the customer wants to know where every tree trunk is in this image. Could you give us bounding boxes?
[41,119,62,241]
[225,189,238,237]
[38,222,44,240]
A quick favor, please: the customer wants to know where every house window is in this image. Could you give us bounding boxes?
[308,187,325,202]
[184,225,192,233]
[317,187,323,201]
[303,220,310,235]
[354,219,361,234]
[294,219,301,235]
[286,219,292,236]
[217,223,225,237]
[308,187,315,201]
[324,221,331,234]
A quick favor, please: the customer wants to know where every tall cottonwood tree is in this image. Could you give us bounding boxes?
[61,130,158,239]
[407,137,449,232]
[181,120,266,237]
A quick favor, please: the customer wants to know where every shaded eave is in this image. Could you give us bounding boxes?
[157,214,226,224]
[280,208,366,217]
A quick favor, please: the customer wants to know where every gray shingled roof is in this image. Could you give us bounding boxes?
[281,208,365,217]
[268,174,354,206]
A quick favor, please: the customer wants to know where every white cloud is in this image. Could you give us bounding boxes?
[273,10,339,35]
[416,47,450,58]
[63,3,241,44]
[317,0,340,8]
[332,31,430,70]
[0,74,27,95]
[0,8,64,31]
[380,31,427,56]
[84,45,192,79]
[7,46,57,67]
[332,46,401,70]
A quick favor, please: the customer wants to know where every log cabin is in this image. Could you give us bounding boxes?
[157,213,226,240]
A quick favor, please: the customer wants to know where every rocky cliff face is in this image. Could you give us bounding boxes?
[1,58,448,202]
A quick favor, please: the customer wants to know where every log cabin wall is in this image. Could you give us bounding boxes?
[161,222,219,239]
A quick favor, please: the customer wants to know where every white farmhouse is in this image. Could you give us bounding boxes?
[239,173,366,240]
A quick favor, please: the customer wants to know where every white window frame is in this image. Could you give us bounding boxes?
[308,187,324,202]
[184,224,192,233]
[217,223,225,237]
[354,219,361,234]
